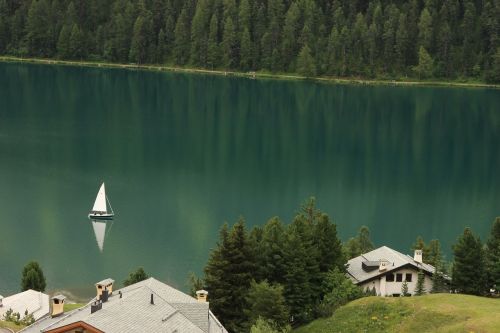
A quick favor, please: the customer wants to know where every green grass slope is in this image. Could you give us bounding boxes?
[294,294,500,333]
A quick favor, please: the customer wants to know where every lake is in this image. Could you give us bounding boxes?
[0,62,498,298]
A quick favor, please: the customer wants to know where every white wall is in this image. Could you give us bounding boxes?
[359,268,433,296]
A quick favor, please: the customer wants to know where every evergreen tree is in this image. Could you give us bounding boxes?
[68,24,85,59]
[418,7,433,51]
[358,226,374,254]
[129,15,148,63]
[486,217,500,293]
[427,239,442,267]
[207,14,219,69]
[187,272,204,297]
[123,267,148,286]
[413,46,434,78]
[259,217,287,284]
[21,261,46,292]
[222,17,237,69]
[296,44,316,77]
[452,227,487,295]
[431,255,449,293]
[204,219,255,333]
[173,7,191,65]
[240,27,252,70]
[26,0,52,56]
[401,280,409,296]
[190,0,209,67]
[244,281,290,331]
[157,28,167,63]
[57,24,71,58]
[414,269,426,295]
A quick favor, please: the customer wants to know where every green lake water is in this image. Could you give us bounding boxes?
[0,63,499,298]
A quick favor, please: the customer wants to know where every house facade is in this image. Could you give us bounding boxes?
[347,246,435,296]
[20,277,227,333]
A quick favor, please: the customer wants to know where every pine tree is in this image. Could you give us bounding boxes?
[259,217,287,284]
[21,261,46,292]
[69,24,85,59]
[486,217,500,293]
[157,28,167,63]
[401,280,409,296]
[204,219,256,333]
[414,269,426,295]
[173,7,191,65]
[414,46,434,78]
[240,27,252,70]
[281,2,300,70]
[222,17,237,69]
[452,227,487,295]
[26,0,53,56]
[129,16,147,63]
[418,7,433,51]
[358,226,374,254]
[57,24,71,58]
[296,44,316,77]
[427,239,442,267]
[190,0,209,67]
[207,14,219,69]
[123,267,148,286]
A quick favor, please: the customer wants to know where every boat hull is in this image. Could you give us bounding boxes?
[88,213,114,220]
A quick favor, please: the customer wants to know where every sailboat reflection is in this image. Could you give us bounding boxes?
[91,219,113,252]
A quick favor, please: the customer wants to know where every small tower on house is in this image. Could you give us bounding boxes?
[95,278,114,302]
[196,290,208,302]
[51,295,66,317]
[414,250,423,264]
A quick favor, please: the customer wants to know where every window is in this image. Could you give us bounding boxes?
[54,299,60,304]
[386,273,395,282]
[396,273,403,282]
[406,273,412,282]
[392,293,400,297]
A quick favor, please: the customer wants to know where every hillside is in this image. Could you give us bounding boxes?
[294,294,500,333]
[0,0,498,82]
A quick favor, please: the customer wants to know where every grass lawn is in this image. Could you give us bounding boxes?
[63,303,85,312]
[294,294,500,333]
[0,320,26,332]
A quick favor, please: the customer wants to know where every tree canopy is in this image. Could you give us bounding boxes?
[0,0,498,82]
[21,261,46,292]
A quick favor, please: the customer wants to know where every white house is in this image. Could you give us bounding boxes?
[0,289,50,320]
[347,246,435,296]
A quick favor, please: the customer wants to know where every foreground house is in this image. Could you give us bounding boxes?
[0,290,50,320]
[21,277,227,333]
[347,246,435,296]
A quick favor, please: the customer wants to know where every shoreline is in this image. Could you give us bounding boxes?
[1,56,499,89]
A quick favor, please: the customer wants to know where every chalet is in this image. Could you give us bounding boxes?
[20,277,227,333]
[347,246,435,296]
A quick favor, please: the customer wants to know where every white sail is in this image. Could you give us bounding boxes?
[92,183,107,212]
[92,220,107,252]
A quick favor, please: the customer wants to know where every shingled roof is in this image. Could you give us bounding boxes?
[347,246,435,284]
[20,277,227,333]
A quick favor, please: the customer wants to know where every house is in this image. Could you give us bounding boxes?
[0,289,50,320]
[347,246,435,296]
[20,277,228,333]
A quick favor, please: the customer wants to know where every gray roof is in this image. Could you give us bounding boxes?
[0,290,50,321]
[95,278,114,286]
[51,295,66,301]
[20,277,228,333]
[347,246,435,284]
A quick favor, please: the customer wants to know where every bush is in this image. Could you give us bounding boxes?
[317,268,364,317]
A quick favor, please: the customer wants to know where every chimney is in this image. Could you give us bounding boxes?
[95,278,114,300]
[414,250,423,264]
[101,290,109,302]
[51,295,66,317]
[196,290,208,302]
[119,291,122,299]
[150,293,154,305]
[90,300,102,314]
[0,295,3,307]
[378,260,388,272]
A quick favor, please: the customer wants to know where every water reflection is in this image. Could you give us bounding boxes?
[91,219,113,252]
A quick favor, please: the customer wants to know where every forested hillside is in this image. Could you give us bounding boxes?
[0,0,498,82]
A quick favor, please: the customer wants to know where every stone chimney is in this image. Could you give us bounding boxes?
[414,250,423,264]
[196,290,208,302]
[95,278,114,300]
[51,295,66,317]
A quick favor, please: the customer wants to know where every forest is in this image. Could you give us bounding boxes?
[0,0,498,82]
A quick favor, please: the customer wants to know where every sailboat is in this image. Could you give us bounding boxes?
[88,182,114,220]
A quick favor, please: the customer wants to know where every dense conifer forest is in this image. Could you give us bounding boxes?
[0,0,498,82]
